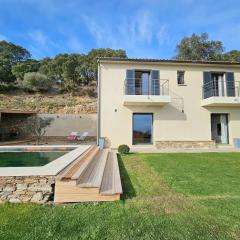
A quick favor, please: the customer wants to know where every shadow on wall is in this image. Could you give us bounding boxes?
[118,154,136,201]
[157,104,187,121]
[126,104,187,121]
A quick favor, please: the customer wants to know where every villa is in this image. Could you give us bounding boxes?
[97,57,240,150]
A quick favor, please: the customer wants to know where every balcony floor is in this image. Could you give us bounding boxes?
[123,95,171,106]
[201,96,240,107]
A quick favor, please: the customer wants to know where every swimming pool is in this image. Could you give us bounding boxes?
[0,145,91,177]
[0,151,68,167]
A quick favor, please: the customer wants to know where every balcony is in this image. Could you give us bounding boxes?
[123,78,171,106]
[201,80,240,107]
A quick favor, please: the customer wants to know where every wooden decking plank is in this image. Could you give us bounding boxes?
[100,151,122,195]
[100,152,114,194]
[57,145,96,180]
[78,149,108,187]
[71,146,100,180]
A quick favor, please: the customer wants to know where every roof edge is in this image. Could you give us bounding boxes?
[97,57,240,66]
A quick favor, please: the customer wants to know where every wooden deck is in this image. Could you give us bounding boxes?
[54,146,122,203]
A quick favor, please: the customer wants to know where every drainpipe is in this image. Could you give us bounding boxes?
[97,60,101,146]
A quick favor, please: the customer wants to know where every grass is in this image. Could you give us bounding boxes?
[1,152,240,239]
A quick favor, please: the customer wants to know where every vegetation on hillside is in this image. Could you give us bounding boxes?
[0,40,127,92]
[175,33,240,61]
[0,93,97,113]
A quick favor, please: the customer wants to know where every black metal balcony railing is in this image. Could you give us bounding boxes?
[124,78,169,96]
[202,80,240,99]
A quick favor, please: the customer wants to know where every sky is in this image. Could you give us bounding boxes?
[0,0,240,60]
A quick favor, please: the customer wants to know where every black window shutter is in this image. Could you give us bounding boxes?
[203,72,212,98]
[126,70,135,95]
[226,72,235,97]
[151,70,160,95]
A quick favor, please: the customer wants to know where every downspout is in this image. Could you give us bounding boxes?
[97,60,101,145]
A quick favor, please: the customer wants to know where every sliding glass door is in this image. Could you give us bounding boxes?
[133,113,153,145]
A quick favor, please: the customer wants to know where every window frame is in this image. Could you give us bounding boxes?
[177,70,186,86]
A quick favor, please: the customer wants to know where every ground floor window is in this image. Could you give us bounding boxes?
[133,113,153,145]
[211,113,229,144]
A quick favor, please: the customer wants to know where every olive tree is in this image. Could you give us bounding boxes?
[23,116,54,144]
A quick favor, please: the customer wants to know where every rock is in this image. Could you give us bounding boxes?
[40,194,52,204]
[19,195,32,202]
[39,179,47,184]
[16,183,28,190]
[3,185,16,192]
[28,184,52,193]
[0,191,12,198]
[9,198,21,203]
[13,190,26,196]
[31,192,43,203]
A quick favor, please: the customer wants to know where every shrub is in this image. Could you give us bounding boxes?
[22,72,53,92]
[0,83,17,92]
[118,144,130,154]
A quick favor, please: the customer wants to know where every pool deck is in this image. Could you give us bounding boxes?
[0,145,82,152]
[0,145,91,177]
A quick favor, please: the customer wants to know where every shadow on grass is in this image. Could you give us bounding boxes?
[117,154,136,201]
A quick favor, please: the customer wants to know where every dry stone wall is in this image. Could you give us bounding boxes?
[0,176,55,204]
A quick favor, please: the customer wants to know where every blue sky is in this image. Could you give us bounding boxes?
[0,0,240,59]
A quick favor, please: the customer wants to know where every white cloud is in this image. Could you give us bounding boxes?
[27,29,60,59]
[67,36,82,52]
[82,10,169,56]
[28,30,48,46]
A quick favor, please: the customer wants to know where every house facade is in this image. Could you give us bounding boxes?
[97,58,240,149]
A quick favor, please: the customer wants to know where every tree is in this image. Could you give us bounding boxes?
[83,48,127,83]
[24,116,53,144]
[22,72,53,92]
[0,56,14,84]
[0,41,31,84]
[12,59,40,81]
[222,50,240,62]
[175,33,224,61]
[0,40,31,64]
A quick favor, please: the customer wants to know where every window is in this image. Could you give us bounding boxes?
[133,113,153,145]
[177,71,185,85]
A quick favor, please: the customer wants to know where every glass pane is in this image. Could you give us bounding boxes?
[133,114,152,145]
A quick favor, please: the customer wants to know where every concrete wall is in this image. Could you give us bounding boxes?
[99,61,240,148]
[40,114,97,137]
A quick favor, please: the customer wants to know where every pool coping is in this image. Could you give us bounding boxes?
[0,145,91,177]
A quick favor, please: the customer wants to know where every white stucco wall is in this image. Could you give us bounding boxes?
[99,61,240,148]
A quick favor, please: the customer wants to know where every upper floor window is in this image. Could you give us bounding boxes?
[177,71,185,85]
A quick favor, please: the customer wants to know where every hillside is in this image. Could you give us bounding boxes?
[0,93,97,114]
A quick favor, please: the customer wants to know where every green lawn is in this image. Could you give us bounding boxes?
[1,152,240,239]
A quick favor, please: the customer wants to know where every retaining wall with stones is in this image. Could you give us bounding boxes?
[0,176,55,204]
[156,140,216,149]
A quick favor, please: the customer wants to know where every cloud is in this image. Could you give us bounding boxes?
[82,9,169,57]
[27,29,60,59]
[67,36,82,52]
[28,30,48,46]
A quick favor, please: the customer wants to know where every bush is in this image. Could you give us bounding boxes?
[22,72,53,92]
[118,144,130,154]
[0,83,17,92]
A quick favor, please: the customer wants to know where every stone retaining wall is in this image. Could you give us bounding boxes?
[156,140,216,149]
[0,176,55,204]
